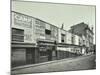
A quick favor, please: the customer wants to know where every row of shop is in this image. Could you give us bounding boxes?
[11,11,94,68]
[11,41,83,67]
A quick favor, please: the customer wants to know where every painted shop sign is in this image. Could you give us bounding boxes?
[57,47,67,51]
[14,13,32,28]
[24,34,32,41]
[35,19,45,39]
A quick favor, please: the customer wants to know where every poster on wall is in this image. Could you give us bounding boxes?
[11,0,96,75]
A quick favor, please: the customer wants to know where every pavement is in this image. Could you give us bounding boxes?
[11,54,96,75]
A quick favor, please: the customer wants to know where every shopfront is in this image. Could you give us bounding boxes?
[37,40,57,63]
[11,43,38,67]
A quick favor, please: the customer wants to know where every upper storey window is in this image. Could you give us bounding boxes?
[12,28,24,42]
[61,34,65,43]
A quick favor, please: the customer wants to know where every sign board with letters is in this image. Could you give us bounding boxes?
[14,13,32,28]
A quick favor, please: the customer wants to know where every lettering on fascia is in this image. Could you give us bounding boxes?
[14,13,32,28]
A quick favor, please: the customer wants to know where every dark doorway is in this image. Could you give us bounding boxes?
[26,48,35,64]
[47,50,52,61]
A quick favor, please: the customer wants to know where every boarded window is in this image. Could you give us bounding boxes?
[12,28,24,42]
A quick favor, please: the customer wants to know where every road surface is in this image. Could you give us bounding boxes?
[11,54,96,75]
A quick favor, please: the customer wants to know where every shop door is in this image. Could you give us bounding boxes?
[26,48,35,64]
[47,50,52,61]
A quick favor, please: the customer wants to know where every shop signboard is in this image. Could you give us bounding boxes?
[14,13,32,28]
[35,19,45,40]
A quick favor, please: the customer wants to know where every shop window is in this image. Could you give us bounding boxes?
[52,51,56,56]
[12,28,24,42]
[45,29,51,35]
[39,48,47,56]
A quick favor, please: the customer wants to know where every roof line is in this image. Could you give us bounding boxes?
[12,11,70,32]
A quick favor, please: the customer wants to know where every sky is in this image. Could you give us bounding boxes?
[12,0,96,43]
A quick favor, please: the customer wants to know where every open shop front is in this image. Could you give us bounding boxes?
[38,41,57,63]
